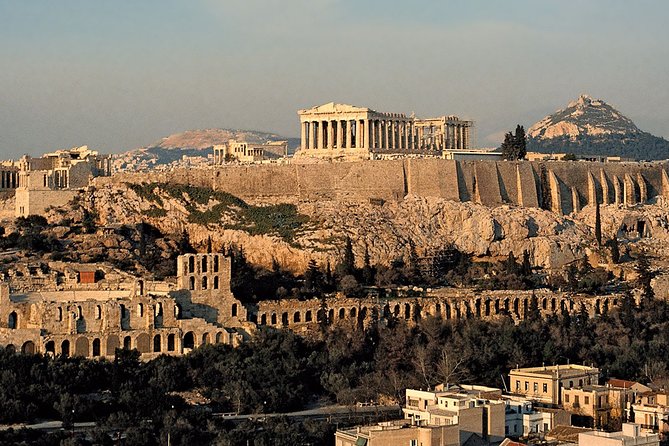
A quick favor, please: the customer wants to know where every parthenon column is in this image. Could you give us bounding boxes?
[337,120,344,149]
[392,122,398,150]
[358,120,365,149]
[301,122,307,151]
[310,122,315,149]
[345,121,352,149]
[317,122,324,149]
[365,119,374,150]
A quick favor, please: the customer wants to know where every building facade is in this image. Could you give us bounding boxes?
[212,140,288,164]
[509,364,600,405]
[296,102,473,161]
[0,254,249,359]
[14,145,111,217]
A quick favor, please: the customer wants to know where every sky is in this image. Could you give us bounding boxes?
[1,0,668,158]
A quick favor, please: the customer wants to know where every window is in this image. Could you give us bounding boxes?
[543,383,548,393]
[544,423,549,432]
[579,379,583,386]
[574,395,580,404]
[534,383,538,392]
[565,394,570,403]
[95,305,101,319]
[137,303,144,317]
[569,380,573,387]
[525,381,529,391]
[516,380,520,391]
[585,396,590,405]
[410,440,418,446]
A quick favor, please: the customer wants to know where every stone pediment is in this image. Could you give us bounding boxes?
[299,102,372,115]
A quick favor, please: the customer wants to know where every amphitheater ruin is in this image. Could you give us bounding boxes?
[0,252,627,359]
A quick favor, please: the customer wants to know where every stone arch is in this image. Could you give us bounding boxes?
[595,299,601,315]
[137,303,144,317]
[305,310,312,322]
[167,333,176,351]
[282,312,289,326]
[294,311,301,323]
[494,299,500,314]
[189,276,195,290]
[445,303,451,319]
[484,299,491,317]
[188,256,195,273]
[106,335,120,355]
[455,305,461,319]
[260,314,267,325]
[57,307,63,321]
[214,276,219,290]
[503,298,510,312]
[202,256,208,273]
[155,302,163,317]
[202,333,210,345]
[8,311,17,329]
[339,308,346,319]
[216,332,223,344]
[123,336,132,350]
[475,298,482,317]
[393,304,400,317]
[359,306,368,322]
[231,303,238,318]
[202,276,208,290]
[136,333,150,353]
[271,313,277,325]
[95,305,102,320]
[21,341,35,355]
[542,298,548,310]
[45,340,56,355]
[328,308,334,321]
[75,337,89,357]
[523,299,529,319]
[350,307,357,318]
[92,338,101,357]
[404,303,411,320]
[153,334,162,352]
[317,309,326,323]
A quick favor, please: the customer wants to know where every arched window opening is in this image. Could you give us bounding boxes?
[305,311,312,322]
[123,336,132,350]
[213,276,219,290]
[95,305,102,320]
[213,256,219,272]
[189,276,195,290]
[137,303,144,317]
[57,307,63,322]
[294,312,301,323]
[231,303,238,317]
[202,257,208,273]
[8,311,18,329]
[153,334,162,352]
[167,334,175,351]
[202,276,208,290]
[92,338,101,357]
[188,256,195,273]
[61,340,70,357]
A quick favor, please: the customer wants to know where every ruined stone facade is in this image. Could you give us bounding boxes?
[0,254,248,359]
[212,140,288,164]
[0,252,624,359]
[14,145,111,217]
[295,102,472,161]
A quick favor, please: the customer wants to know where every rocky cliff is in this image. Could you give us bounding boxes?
[47,181,669,274]
[527,94,669,160]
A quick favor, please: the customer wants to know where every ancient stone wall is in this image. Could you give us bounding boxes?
[98,160,669,214]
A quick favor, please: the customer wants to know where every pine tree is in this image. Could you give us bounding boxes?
[206,236,213,254]
[636,251,655,305]
[500,132,515,160]
[521,249,532,277]
[179,229,195,254]
[594,201,602,246]
[540,164,552,210]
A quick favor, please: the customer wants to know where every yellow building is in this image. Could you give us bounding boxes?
[509,364,600,405]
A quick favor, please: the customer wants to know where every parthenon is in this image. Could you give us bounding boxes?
[296,102,473,161]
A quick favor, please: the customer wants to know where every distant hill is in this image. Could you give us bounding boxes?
[113,129,299,171]
[527,94,669,160]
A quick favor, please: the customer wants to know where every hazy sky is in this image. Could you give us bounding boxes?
[1,0,668,158]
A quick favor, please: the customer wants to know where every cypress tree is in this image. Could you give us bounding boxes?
[595,201,602,246]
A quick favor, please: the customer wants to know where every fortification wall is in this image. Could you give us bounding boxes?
[100,160,669,214]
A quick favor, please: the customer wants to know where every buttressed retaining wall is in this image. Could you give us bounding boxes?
[100,160,669,214]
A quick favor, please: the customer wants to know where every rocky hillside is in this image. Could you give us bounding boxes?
[527,94,669,160]
[41,181,635,273]
[113,129,299,171]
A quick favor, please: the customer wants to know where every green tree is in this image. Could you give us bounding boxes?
[337,236,355,277]
[500,125,527,160]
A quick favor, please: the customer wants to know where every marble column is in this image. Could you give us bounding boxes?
[365,120,372,151]
[336,120,344,149]
[301,122,307,151]
[358,120,365,149]
[345,120,352,149]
